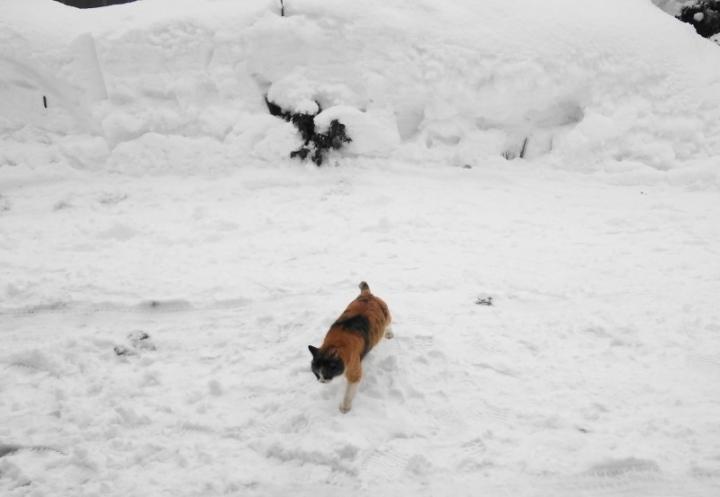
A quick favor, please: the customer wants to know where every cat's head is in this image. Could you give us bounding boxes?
[308,345,344,383]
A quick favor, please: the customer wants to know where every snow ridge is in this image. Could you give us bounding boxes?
[1,0,719,185]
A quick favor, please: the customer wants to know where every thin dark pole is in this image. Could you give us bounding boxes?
[519,137,528,159]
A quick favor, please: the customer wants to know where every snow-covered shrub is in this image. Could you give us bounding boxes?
[265,97,352,166]
[677,1,720,38]
[265,97,316,144]
[290,120,352,165]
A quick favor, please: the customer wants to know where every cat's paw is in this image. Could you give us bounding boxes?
[339,403,352,414]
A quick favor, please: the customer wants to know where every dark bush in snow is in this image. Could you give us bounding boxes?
[265,97,352,166]
[54,0,138,7]
[677,1,720,38]
[297,120,352,166]
[265,97,316,143]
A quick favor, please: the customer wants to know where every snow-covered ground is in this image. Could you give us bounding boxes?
[2,0,720,496]
[3,163,720,496]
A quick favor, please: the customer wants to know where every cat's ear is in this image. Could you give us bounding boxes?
[308,345,319,357]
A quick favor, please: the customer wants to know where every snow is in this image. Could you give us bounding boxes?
[2,0,720,496]
[314,105,401,157]
[2,0,720,182]
[653,0,695,15]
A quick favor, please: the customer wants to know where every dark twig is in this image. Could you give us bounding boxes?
[475,296,494,306]
[519,137,529,159]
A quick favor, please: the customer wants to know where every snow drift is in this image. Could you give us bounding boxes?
[1,0,720,185]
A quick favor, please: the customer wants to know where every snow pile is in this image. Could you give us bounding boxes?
[1,0,720,185]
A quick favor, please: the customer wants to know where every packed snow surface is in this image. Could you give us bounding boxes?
[2,164,720,496]
[1,0,720,496]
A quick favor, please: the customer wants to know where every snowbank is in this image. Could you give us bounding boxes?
[1,0,719,185]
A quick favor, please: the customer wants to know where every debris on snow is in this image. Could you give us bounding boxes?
[475,295,494,306]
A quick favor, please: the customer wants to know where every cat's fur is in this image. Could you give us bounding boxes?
[308,281,393,413]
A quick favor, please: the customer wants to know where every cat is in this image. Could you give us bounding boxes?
[308,281,393,413]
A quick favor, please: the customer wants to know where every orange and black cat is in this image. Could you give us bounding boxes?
[308,281,393,413]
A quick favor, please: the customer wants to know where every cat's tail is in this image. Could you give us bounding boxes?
[359,281,371,295]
